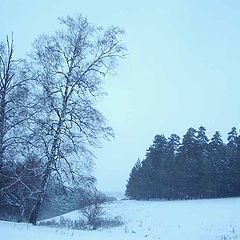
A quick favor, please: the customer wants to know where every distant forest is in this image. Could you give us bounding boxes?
[125,127,240,200]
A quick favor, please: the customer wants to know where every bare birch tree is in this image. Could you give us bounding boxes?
[0,36,36,220]
[27,15,126,224]
[0,36,31,168]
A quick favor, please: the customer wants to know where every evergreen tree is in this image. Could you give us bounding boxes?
[230,132,240,196]
[208,131,227,197]
[125,159,142,199]
[125,127,240,200]
[177,128,198,198]
[226,127,238,195]
[145,135,168,198]
[196,126,209,198]
[165,134,180,198]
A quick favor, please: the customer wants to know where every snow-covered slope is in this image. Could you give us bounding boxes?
[0,220,139,240]
[105,198,240,239]
[1,197,240,240]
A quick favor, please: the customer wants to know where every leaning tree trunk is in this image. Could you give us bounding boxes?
[28,106,66,224]
[28,162,51,225]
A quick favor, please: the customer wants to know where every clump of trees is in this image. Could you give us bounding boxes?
[126,127,240,200]
[0,14,126,224]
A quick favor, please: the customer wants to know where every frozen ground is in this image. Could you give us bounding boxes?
[1,197,240,240]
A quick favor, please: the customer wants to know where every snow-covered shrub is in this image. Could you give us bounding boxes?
[38,217,86,230]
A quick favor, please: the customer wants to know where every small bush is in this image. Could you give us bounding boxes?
[38,215,124,230]
[98,216,124,229]
[38,217,86,230]
[79,188,106,229]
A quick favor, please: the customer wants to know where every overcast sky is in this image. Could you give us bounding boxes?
[1,0,240,192]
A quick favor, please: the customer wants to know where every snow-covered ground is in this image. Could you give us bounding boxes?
[1,197,240,240]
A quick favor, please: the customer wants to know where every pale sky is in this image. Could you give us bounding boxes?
[1,0,240,192]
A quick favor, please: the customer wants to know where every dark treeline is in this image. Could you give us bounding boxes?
[126,127,240,200]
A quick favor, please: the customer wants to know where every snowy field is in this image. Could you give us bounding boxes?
[1,197,240,240]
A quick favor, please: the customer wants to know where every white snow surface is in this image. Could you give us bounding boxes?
[1,197,240,240]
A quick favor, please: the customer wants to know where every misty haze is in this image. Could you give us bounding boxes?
[1,1,240,240]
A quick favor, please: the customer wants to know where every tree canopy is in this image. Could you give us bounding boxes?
[126,127,240,200]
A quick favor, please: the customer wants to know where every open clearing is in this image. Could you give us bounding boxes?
[1,197,240,240]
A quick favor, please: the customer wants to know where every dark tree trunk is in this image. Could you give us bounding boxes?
[28,130,61,224]
[28,191,45,225]
[28,164,51,225]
